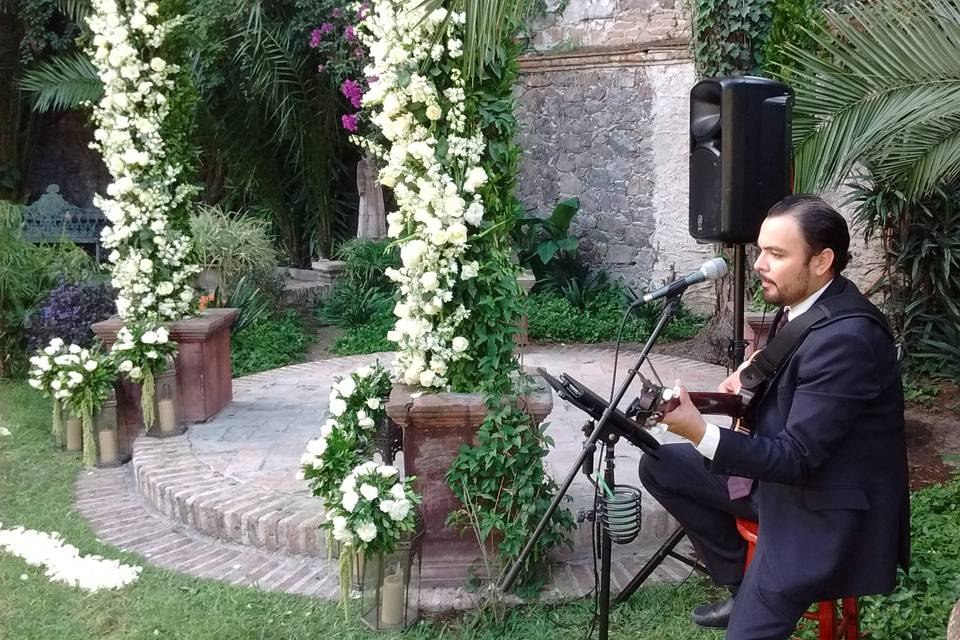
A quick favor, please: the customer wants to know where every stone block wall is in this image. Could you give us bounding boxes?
[528,0,689,51]
[515,42,718,309]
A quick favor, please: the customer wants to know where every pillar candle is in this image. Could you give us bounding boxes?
[66,417,82,451]
[158,398,177,433]
[97,428,118,464]
[379,573,404,626]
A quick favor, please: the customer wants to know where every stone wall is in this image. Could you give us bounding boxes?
[516,42,719,309]
[527,0,689,51]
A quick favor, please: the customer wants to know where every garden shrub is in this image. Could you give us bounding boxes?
[24,280,116,352]
[330,315,394,356]
[189,204,278,291]
[527,289,705,344]
[231,310,313,377]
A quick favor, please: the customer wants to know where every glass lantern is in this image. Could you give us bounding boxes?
[149,360,187,438]
[94,388,130,468]
[360,529,423,632]
[373,411,403,465]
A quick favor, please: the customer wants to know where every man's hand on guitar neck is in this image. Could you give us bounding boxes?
[660,380,708,446]
[717,349,761,394]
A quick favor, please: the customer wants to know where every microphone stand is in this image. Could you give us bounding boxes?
[499,293,685,640]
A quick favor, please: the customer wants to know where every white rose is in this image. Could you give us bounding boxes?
[337,377,357,398]
[141,331,158,344]
[461,262,479,279]
[452,337,469,353]
[386,330,402,343]
[306,438,327,456]
[155,327,169,344]
[359,483,379,501]
[400,240,428,269]
[390,483,406,500]
[366,397,381,410]
[394,302,410,319]
[464,167,488,193]
[426,104,442,120]
[355,366,372,379]
[419,370,436,387]
[119,360,133,372]
[447,223,468,245]
[378,465,398,478]
[382,93,401,116]
[50,337,64,349]
[356,522,377,543]
[389,500,411,522]
[28,378,42,389]
[83,360,98,372]
[130,12,146,29]
[157,282,174,296]
[342,491,359,513]
[329,397,347,416]
[420,272,439,291]
[139,258,153,272]
[130,367,142,379]
[68,344,81,354]
[149,57,167,72]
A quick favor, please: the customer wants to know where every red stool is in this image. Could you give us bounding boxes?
[735,518,859,640]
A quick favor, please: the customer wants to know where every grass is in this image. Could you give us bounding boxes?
[0,380,725,640]
[5,379,956,639]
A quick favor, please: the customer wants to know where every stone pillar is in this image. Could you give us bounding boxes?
[92,309,239,441]
[356,153,386,239]
[386,375,553,586]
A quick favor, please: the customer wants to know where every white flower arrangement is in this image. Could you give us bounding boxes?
[31,341,120,466]
[0,524,142,592]
[299,362,394,503]
[324,461,420,555]
[86,0,197,426]
[86,0,198,326]
[355,2,485,389]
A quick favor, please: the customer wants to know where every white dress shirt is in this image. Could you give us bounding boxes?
[694,280,834,459]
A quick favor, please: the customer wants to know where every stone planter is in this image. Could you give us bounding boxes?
[92,308,239,442]
[385,372,553,587]
[744,310,776,357]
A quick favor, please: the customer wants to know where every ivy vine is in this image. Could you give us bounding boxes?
[690,0,774,77]
[443,25,574,589]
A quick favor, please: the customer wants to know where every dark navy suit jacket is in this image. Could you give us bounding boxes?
[710,277,910,601]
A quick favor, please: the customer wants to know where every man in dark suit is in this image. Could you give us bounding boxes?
[638,195,909,639]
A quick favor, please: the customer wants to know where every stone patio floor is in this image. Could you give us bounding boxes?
[74,346,730,611]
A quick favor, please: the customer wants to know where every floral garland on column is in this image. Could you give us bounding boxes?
[354,4,484,389]
[86,0,198,425]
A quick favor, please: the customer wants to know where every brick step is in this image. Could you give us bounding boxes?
[132,437,331,558]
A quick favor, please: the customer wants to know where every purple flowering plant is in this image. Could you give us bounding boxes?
[307,0,371,136]
[25,280,117,353]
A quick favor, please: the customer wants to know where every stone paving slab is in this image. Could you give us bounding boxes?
[76,346,728,607]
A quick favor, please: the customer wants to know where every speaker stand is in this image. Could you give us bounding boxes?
[727,244,748,370]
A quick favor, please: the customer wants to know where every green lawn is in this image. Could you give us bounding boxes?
[3,379,955,639]
[0,380,723,640]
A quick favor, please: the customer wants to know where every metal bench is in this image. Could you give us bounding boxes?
[21,185,107,262]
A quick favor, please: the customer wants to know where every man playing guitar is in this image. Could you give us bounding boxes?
[637,195,909,639]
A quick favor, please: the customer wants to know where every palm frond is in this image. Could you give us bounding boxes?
[19,52,101,113]
[417,0,524,82]
[53,0,91,24]
[779,0,960,196]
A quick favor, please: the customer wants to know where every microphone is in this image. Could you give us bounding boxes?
[640,257,727,303]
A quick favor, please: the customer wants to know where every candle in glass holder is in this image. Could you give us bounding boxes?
[380,572,404,626]
[157,398,177,433]
[98,428,118,464]
[66,417,82,451]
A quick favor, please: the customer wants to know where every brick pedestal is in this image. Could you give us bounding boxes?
[92,309,239,440]
[386,374,552,587]
[744,310,775,357]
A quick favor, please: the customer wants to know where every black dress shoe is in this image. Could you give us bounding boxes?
[691,596,735,629]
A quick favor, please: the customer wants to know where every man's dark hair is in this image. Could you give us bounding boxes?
[766,194,850,275]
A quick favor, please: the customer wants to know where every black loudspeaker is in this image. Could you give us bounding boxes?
[689,76,793,244]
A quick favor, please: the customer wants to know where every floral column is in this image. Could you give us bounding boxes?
[86,0,198,425]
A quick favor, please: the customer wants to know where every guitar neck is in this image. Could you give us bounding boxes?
[687,392,746,418]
